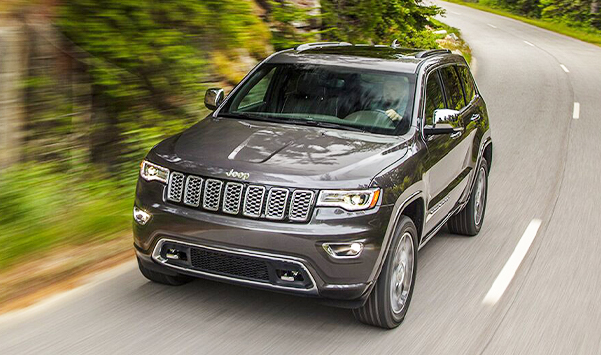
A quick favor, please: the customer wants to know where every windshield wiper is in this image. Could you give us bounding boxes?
[285,118,366,132]
[219,112,277,123]
[220,113,365,132]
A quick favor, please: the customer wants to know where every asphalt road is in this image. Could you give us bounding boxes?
[2,2,601,354]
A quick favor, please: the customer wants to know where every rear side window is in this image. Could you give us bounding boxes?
[424,71,445,126]
[440,66,465,111]
[457,66,476,104]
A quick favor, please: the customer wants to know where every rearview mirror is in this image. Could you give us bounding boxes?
[424,109,462,136]
[204,88,224,111]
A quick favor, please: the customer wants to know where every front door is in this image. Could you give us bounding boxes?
[423,68,468,231]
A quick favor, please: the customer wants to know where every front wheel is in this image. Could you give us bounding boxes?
[448,158,489,236]
[353,216,418,329]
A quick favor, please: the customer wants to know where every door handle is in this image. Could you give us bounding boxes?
[471,114,481,122]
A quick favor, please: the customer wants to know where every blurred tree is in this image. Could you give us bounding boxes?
[57,0,272,173]
[320,0,443,48]
[474,0,601,30]
[267,0,323,50]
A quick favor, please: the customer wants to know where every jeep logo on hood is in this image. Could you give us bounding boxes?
[225,169,250,180]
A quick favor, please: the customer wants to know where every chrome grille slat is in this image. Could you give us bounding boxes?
[265,188,289,220]
[167,170,315,222]
[289,190,315,222]
[243,185,266,218]
[167,172,185,202]
[183,175,203,207]
[222,183,244,215]
[203,179,223,211]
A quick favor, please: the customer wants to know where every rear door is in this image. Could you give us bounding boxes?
[455,65,485,204]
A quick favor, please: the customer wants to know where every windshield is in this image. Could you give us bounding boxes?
[220,63,416,135]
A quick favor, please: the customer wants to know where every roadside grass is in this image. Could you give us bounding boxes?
[0,163,134,271]
[442,0,601,47]
[432,19,473,64]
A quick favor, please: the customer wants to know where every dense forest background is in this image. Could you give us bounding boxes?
[463,0,600,30]
[0,0,449,271]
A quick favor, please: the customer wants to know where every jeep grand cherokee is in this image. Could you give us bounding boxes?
[133,42,492,329]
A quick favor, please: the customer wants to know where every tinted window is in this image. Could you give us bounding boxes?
[440,66,465,111]
[424,71,445,126]
[222,64,417,135]
[239,68,275,109]
[457,66,476,103]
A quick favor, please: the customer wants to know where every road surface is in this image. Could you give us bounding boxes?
[2,1,601,353]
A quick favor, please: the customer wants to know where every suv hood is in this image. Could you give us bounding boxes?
[148,117,409,189]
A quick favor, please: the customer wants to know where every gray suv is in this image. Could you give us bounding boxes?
[133,42,492,328]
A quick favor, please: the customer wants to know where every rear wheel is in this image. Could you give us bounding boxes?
[448,159,489,236]
[137,257,192,286]
[353,216,418,329]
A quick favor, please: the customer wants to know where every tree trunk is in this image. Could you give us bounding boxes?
[0,16,27,169]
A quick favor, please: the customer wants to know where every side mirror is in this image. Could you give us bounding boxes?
[204,88,224,111]
[424,109,462,136]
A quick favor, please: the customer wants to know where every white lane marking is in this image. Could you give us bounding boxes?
[523,41,535,47]
[560,64,570,73]
[483,219,542,305]
[450,11,461,15]
[573,102,580,119]
[487,24,497,28]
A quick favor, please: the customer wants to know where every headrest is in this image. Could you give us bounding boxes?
[296,73,325,97]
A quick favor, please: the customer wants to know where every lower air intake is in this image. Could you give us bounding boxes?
[189,247,270,282]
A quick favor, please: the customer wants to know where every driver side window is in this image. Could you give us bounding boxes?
[424,71,445,126]
[238,68,275,110]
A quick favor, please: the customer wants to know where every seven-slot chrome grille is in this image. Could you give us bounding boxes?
[166,171,315,222]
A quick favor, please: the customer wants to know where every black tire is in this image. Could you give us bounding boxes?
[448,159,489,236]
[137,257,192,286]
[352,216,418,329]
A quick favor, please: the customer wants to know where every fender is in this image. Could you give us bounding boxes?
[366,185,426,287]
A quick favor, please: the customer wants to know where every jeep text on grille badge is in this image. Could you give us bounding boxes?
[225,169,250,180]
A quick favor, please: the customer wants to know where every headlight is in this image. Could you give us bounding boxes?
[140,160,169,183]
[316,188,380,211]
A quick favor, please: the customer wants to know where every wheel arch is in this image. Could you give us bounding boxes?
[367,188,426,286]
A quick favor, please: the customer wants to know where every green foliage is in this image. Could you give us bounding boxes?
[268,0,322,50]
[464,0,601,30]
[320,0,444,48]
[56,0,272,173]
[0,163,133,269]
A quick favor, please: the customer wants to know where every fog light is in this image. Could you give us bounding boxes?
[133,207,151,225]
[323,242,364,259]
[166,248,180,260]
[277,269,303,282]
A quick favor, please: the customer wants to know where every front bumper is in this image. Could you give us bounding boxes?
[134,179,392,302]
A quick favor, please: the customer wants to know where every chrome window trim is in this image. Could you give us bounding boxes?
[265,187,290,220]
[419,60,473,141]
[202,179,223,211]
[289,190,315,222]
[183,175,203,207]
[151,238,318,294]
[222,182,244,215]
[167,172,185,203]
[243,185,266,218]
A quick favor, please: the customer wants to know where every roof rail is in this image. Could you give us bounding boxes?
[295,42,352,52]
[414,49,452,58]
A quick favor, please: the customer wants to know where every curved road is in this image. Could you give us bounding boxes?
[2,2,601,353]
